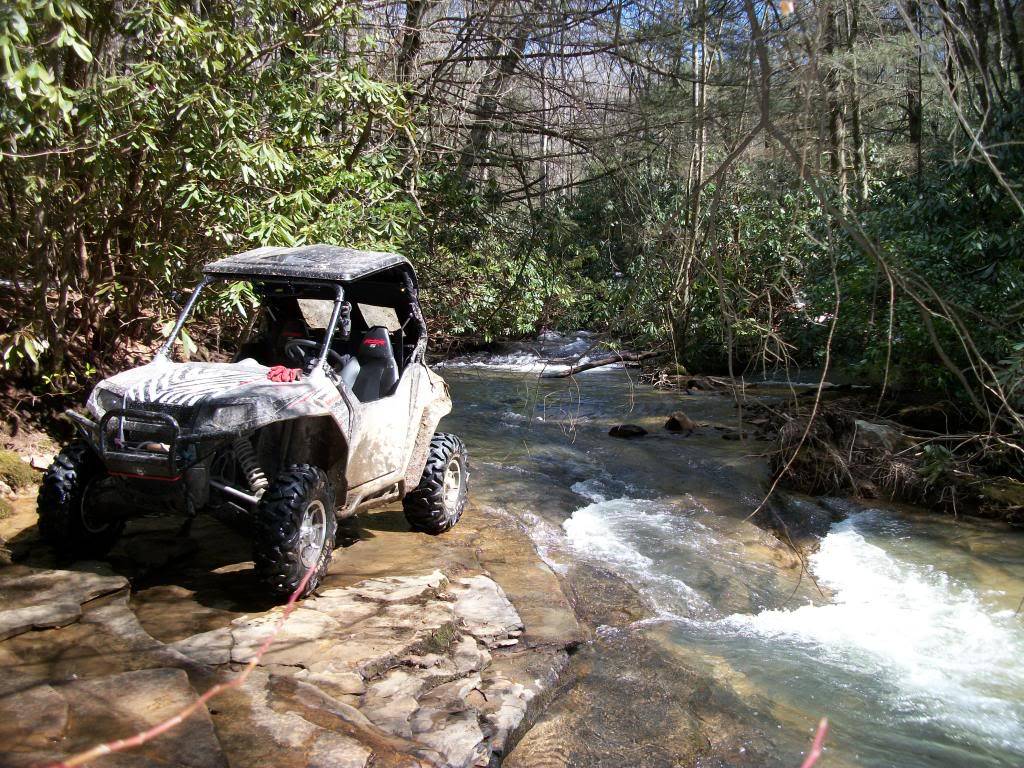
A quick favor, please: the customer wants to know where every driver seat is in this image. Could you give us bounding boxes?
[344,326,399,402]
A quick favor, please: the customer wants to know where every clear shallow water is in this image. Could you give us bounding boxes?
[441,357,1024,767]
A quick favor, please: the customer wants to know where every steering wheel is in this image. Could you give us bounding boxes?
[284,339,346,370]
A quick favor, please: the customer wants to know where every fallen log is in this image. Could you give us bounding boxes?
[541,350,658,378]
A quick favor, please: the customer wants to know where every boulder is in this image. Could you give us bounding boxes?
[664,411,699,435]
[504,631,777,768]
[754,494,836,547]
[608,424,647,439]
[853,419,909,453]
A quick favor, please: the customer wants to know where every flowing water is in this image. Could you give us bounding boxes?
[439,336,1024,767]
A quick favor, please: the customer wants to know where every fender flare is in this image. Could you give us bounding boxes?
[403,374,452,491]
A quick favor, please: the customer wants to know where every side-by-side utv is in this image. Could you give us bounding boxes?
[38,245,468,598]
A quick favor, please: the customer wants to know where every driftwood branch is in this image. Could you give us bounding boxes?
[541,350,657,378]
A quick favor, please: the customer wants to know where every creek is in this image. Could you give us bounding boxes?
[440,335,1024,767]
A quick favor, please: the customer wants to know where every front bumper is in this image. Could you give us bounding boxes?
[68,408,193,479]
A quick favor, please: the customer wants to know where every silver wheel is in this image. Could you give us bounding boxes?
[298,499,328,568]
[442,458,462,510]
[403,433,467,535]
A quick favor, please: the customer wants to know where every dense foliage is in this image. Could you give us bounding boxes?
[1,0,1022,434]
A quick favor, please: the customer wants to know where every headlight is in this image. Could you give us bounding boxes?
[89,388,124,418]
[210,404,255,431]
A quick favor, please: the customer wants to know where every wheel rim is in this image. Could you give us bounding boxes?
[79,478,111,534]
[442,457,462,510]
[298,500,328,568]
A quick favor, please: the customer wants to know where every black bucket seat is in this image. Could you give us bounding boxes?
[344,326,399,402]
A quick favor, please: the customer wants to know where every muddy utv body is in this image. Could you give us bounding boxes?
[39,245,468,598]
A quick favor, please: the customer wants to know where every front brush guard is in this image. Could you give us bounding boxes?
[97,409,183,479]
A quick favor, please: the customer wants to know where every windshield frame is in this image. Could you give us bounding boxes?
[157,276,346,372]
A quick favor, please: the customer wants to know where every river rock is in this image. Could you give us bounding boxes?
[412,706,488,768]
[0,564,128,641]
[1,668,227,768]
[171,626,235,665]
[0,670,68,754]
[348,569,447,603]
[0,500,579,768]
[853,419,909,453]
[0,563,128,611]
[505,631,779,768]
[0,601,83,641]
[362,667,428,736]
[665,411,699,434]
[566,562,650,627]
[608,424,647,438]
[170,570,537,766]
[231,607,343,665]
[306,731,372,768]
[756,493,835,546]
[450,574,523,646]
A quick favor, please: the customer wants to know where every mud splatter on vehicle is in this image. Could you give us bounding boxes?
[39,245,468,599]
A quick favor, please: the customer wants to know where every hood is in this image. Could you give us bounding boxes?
[100,360,275,407]
[87,359,343,438]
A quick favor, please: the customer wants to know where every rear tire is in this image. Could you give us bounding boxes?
[253,464,336,599]
[403,433,468,534]
[37,440,124,557]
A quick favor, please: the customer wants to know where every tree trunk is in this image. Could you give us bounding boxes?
[824,2,848,205]
[847,0,868,202]
[906,0,923,184]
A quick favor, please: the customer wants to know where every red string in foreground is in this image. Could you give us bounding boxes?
[799,718,830,768]
[40,559,319,768]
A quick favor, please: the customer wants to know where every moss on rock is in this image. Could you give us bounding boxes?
[0,451,36,492]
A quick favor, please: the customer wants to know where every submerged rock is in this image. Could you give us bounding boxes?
[608,424,647,439]
[505,630,780,768]
[755,493,841,548]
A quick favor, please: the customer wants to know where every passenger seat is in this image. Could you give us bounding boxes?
[342,326,399,402]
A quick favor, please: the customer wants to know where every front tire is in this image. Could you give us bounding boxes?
[37,440,124,557]
[253,465,337,599]
[403,433,468,534]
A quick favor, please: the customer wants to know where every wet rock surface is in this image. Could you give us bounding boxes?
[756,492,844,548]
[0,497,579,768]
[504,629,781,768]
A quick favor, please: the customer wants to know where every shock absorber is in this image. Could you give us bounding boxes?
[233,435,268,495]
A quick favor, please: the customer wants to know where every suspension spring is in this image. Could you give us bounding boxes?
[233,435,268,494]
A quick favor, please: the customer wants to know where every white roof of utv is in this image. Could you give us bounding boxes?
[204,244,413,283]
